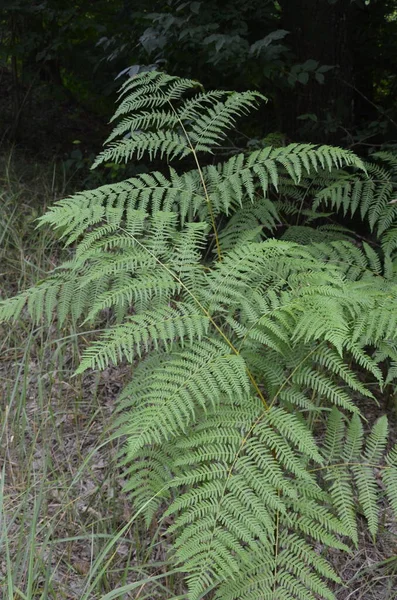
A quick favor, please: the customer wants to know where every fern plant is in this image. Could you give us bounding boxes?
[2,71,397,600]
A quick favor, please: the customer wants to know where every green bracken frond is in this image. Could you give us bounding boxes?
[2,71,397,600]
[164,403,341,600]
[76,303,209,372]
[322,410,396,541]
[120,337,250,457]
[93,71,265,167]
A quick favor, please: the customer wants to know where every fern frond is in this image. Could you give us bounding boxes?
[188,91,265,151]
[120,442,181,527]
[353,463,380,536]
[121,337,250,458]
[372,150,397,176]
[165,404,340,600]
[312,156,397,239]
[38,171,205,244]
[0,273,74,325]
[384,446,397,516]
[94,71,265,167]
[76,303,209,372]
[326,463,359,544]
[96,131,192,164]
[323,407,346,463]
[3,71,397,600]
[281,224,353,245]
[113,71,200,119]
[321,412,394,539]
[207,144,363,216]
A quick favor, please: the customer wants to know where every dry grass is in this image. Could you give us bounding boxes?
[0,149,176,599]
[0,147,396,600]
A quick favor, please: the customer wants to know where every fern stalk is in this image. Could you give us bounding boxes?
[166,97,224,262]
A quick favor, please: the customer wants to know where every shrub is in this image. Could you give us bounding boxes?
[2,71,397,600]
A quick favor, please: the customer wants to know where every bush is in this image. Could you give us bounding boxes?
[2,71,397,600]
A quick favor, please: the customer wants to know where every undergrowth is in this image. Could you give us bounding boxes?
[2,72,397,599]
[0,151,178,599]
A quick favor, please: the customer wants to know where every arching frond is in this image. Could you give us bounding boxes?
[94,71,265,167]
[76,303,209,372]
[2,71,397,600]
[165,403,341,600]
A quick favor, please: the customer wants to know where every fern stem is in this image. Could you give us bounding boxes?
[269,343,325,410]
[118,226,268,409]
[166,99,223,262]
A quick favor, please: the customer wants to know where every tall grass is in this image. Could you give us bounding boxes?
[0,148,179,599]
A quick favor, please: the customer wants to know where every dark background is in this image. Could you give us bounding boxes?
[2,0,397,162]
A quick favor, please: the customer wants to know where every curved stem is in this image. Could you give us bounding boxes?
[119,226,268,409]
[167,100,223,261]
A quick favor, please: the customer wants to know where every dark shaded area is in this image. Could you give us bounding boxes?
[1,0,397,157]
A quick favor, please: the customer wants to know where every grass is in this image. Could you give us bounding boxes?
[0,147,396,600]
[0,148,180,599]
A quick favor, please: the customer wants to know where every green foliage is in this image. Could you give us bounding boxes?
[93,71,265,166]
[2,71,397,600]
[3,0,397,150]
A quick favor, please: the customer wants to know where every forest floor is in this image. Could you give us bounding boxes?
[0,149,177,599]
[1,147,397,599]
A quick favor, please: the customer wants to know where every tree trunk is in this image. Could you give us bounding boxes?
[279,0,355,142]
